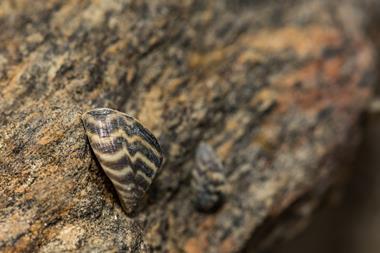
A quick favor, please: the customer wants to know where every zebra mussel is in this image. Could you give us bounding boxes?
[81,108,163,215]
[192,142,227,212]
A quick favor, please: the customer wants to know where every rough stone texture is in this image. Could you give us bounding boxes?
[0,0,375,252]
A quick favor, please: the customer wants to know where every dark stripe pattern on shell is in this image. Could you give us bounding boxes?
[81,108,163,215]
[192,142,226,212]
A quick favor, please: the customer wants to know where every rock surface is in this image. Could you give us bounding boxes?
[0,0,375,252]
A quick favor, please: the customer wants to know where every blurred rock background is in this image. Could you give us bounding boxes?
[257,2,380,251]
[268,112,380,253]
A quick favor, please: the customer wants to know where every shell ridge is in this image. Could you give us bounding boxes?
[82,108,163,215]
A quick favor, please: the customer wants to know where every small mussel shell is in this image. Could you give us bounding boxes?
[192,142,227,212]
[81,108,163,215]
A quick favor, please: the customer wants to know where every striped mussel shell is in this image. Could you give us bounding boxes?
[192,142,227,212]
[81,108,163,215]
